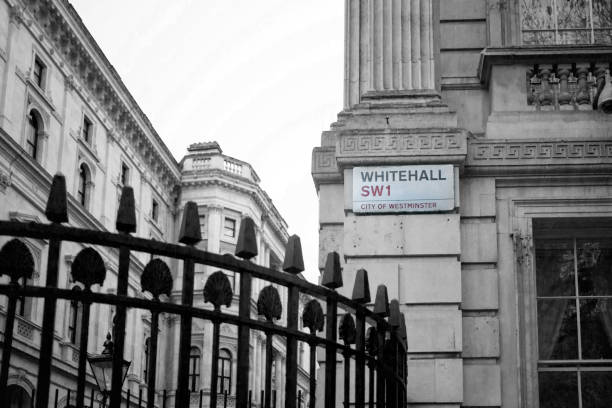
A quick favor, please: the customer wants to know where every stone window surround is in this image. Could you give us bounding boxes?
[514,199,612,407]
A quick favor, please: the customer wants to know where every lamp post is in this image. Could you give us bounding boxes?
[87,333,131,408]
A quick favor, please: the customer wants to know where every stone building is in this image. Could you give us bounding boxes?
[312,1,612,407]
[0,0,308,407]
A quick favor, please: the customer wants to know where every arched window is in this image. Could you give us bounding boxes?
[218,348,232,394]
[6,385,31,408]
[77,164,90,208]
[143,337,150,380]
[188,346,200,392]
[26,111,40,160]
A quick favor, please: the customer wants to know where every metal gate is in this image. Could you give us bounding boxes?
[0,174,407,408]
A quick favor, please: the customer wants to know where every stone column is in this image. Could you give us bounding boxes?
[345,0,438,107]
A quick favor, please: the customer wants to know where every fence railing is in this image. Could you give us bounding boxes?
[0,174,407,408]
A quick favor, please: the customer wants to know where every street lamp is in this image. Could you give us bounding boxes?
[87,332,131,408]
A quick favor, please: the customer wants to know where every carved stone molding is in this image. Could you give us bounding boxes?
[311,147,338,174]
[338,131,466,157]
[469,139,612,165]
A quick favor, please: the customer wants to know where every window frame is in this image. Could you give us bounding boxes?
[32,56,46,90]
[81,114,93,145]
[151,199,159,223]
[26,110,41,161]
[120,162,130,187]
[223,217,236,238]
[188,346,201,392]
[218,348,232,395]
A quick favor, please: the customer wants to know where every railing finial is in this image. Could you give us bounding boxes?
[389,299,401,328]
[321,251,343,289]
[235,217,258,259]
[116,186,136,233]
[351,268,370,303]
[399,312,408,347]
[373,285,389,316]
[178,202,201,245]
[45,173,68,223]
[282,234,304,273]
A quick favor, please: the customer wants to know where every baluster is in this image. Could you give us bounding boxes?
[174,202,201,408]
[321,252,343,408]
[110,187,137,408]
[235,217,258,407]
[0,239,35,404]
[203,271,233,407]
[282,234,305,408]
[339,314,356,408]
[141,259,173,408]
[557,64,572,107]
[352,268,370,408]
[302,300,324,408]
[373,285,389,408]
[36,174,68,408]
[575,63,591,106]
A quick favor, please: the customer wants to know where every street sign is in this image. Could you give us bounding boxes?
[352,165,455,213]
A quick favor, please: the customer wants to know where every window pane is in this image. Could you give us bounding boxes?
[580,299,612,359]
[556,0,589,29]
[539,371,578,408]
[536,239,575,296]
[538,299,578,359]
[522,0,556,30]
[593,0,612,28]
[582,371,612,408]
[577,239,612,296]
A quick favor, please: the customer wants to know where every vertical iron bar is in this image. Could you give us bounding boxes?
[210,319,221,407]
[297,390,301,408]
[76,297,92,408]
[343,350,350,408]
[375,321,385,408]
[354,310,365,408]
[272,390,277,408]
[368,360,375,408]
[235,272,252,407]
[90,388,94,408]
[162,389,166,408]
[138,388,142,408]
[127,388,131,408]
[324,298,337,408]
[248,390,252,407]
[261,390,264,408]
[308,342,316,408]
[224,390,228,408]
[285,285,299,408]
[199,389,202,408]
[35,238,61,408]
[109,244,131,408]
[31,388,35,408]
[66,389,71,408]
[54,388,59,408]
[264,332,273,408]
[146,310,160,408]
[175,258,195,408]
[383,337,396,408]
[0,283,18,402]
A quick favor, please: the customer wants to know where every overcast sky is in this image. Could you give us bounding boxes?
[70,0,344,282]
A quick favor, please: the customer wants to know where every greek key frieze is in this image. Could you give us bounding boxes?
[312,147,338,173]
[339,133,465,155]
[471,141,612,162]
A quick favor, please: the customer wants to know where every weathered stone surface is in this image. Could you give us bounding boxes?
[405,305,462,353]
[463,363,501,406]
[343,257,461,304]
[440,0,485,20]
[408,358,463,403]
[462,316,500,357]
[319,184,345,224]
[460,178,495,217]
[344,213,461,257]
[318,224,344,270]
[462,268,499,310]
[460,220,497,263]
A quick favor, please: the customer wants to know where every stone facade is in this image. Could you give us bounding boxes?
[312,1,612,407]
[0,1,308,407]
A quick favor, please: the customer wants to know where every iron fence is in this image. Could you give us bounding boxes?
[0,174,407,408]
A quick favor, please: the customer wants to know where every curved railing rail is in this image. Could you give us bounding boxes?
[0,174,407,408]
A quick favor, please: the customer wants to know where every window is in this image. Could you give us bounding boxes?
[82,115,93,144]
[16,278,33,319]
[77,164,90,208]
[224,218,236,238]
[120,162,130,186]
[188,347,200,392]
[521,0,612,45]
[151,199,159,222]
[6,385,31,408]
[68,295,82,344]
[26,110,40,161]
[534,223,612,407]
[143,337,150,380]
[218,348,232,394]
[33,56,45,89]
[199,215,206,236]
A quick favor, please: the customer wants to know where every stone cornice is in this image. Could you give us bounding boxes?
[466,137,612,176]
[16,0,181,193]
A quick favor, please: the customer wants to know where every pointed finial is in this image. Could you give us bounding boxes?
[235,217,258,260]
[373,285,389,316]
[351,268,371,303]
[179,202,201,245]
[399,312,407,347]
[321,251,342,289]
[389,299,401,328]
[282,235,304,273]
[45,173,68,223]
[116,186,136,233]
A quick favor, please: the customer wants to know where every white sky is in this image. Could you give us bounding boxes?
[69,1,344,283]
